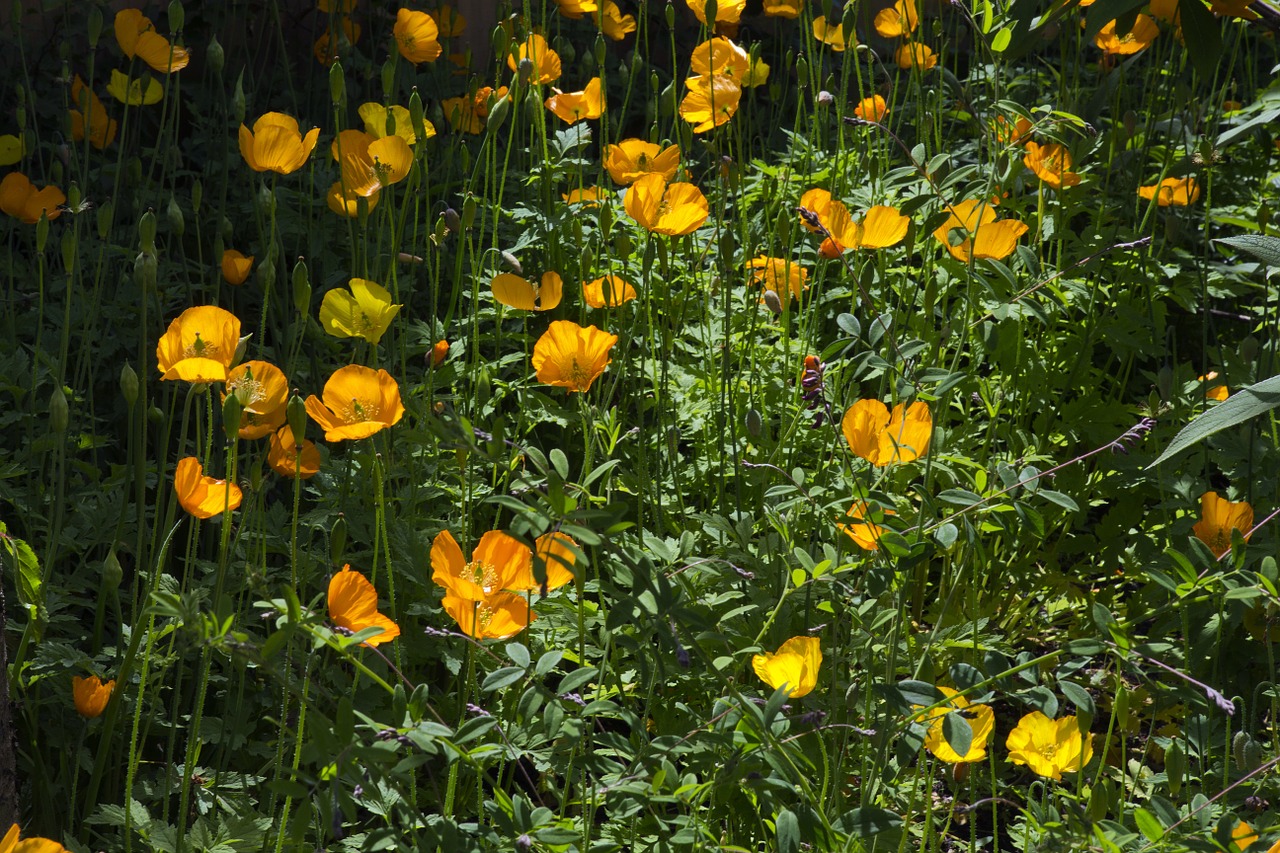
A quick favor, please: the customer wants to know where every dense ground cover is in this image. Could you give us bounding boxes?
[3,0,1280,850]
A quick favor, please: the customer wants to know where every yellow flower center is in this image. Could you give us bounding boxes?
[183,332,219,361]
[568,357,591,390]
[344,397,380,424]
[464,559,499,592]
[228,369,264,407]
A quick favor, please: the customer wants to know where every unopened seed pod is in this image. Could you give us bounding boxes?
[292,258,310,314]
[49,387,68,433]
[207,34,224,74]
[120,362,139,408]
[665,2,675,27]
[102,547,123,590]
[88,7,103,46]
[331,514,347,564]
[461,195,476,229]
[191,179,202,214]
[167,195,184,236]
[1165,739,1185,796]
[138,210,157,253]
[97,200,112,239]
[61,229,76,273]
[168,0,184,32]
[287,394,307,447]
[745,407,762,437]
[222,392,243,441]
[133,251,157,291]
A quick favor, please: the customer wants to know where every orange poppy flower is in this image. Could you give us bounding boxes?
[582,275,638,308]
[1,823,70,853]
[1192,491,1253,557]
[0,173,65,224]
[691,37,750,80]
[841,399,933,465]
[394,8,442,63]
[1023,142,1080,189]
[174,456,243,519]
[624,173,709,235]
[604,139,680,184]
[326,182,381,218]
[875,0,919,37]
[854,94,888,122]
[1138,176,1200,207]
[114,8,190,73]
[72,675,115,718]
[838,501,896,551]
[442,86,508,134]
[931,198,1028,262]
[812,16,850,50]
[679,74,742,133]
[155,305,242,383]
[304,365,405,441]
[746,256,808,306]
[224,360,288,439]
[895,43,937,69]
[431,529,533,600]
[764,0,803,17]
[442,591,533,640]
[531,531,579,590]
[358,102,433,145]
[992,114,1033,145]
[1095,15,1158,53]
[555,0,598,18]
[1199,372,1228,401]
[563,186,608,205]
[532,321,618,393]
[313,17,361,66]
[826,205,910,250]
[492,271,563,311]
[328,565,401,646]
[331,129,414,197]
[687,0,746,23]
[70,76,117,149]
[221,249,254,285]
[507,33,562,84]
[268,426,321,478]
[431,4,468,37]
[431,339,450,367]
[601,1,638,39]
[239,112,320,175]
[546,77,604,123]
[798,187,838,232]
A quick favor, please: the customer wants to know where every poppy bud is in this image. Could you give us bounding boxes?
[475,366,491,408]
[842,3,857,38]
[763,289,783,315]
[133,251,157,291]
[292,258,310,314]
[168,0,184,32]
[490,24,510,61]
[613,231,632,259]
[97,200,112,239]
[796,56,809,88]
[120,362,139,408]
[49,387,68,434]
[444,207,461,234]
[1165,739,1185,796]
[233,334,251,368]
[257,183,276,217]
[61,229,76,274]
[397,252,423,264]
[745,407,762,437]
[286,393,307,447]
[433,401,445,414]
[191,179,202,215]
[331,513,347,564]
[222,392,243,441]
[409,90,426,141]
[329,61,346,106]
[649,70,660,94]
[232,70,246,124]
[207,34,224,75]
[148,404,164,426]
[517,57,534,82]
[102,547,123,590]
[461,195,476,230]
[250,458,263,492]
[431,339,449,367]
[88,7,103,46]
[167,195,184,236]
[600,203,613,240]
[704,0,718,23]
[501,250,522,273]
[381,59,395,100]
[138,210,157,254]
[816,90,834,108]
[594,34,606,67]
[665,2,675,27]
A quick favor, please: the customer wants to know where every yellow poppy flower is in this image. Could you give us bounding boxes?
[114,8,189,73]
[555,0,598,19]
[931,198,1028,262]
[624,173,709,235]
[174,457,243,519]
[827,205,910,250]
[328,565,401,646]
[601,1,638,39]
[679,74,742,133]
[155,305,242,383]
[992,114,1033,145]
[1,823,69,853]
[326,182,381,217]
[239,112,320,174]
[582,275,638,308]
[563,186,608,205]
[854,94,888,122]
[1138,176,1200,206]
[917,687,995,762]
[532,321,618,393]
[1095,15,1158,53]
[105,69,163,106]
[746,256,808,306]
[531,532,579,590]
[221,249,254,285]
[304,365,406,441]
[1230,822,1259,853]
[331,129,414,196]
[763,0,803,17]
[492,271,564,311]
[394,8,442,63]
[752,636,822,698]
[1023,141,1080,189]
[431,529,533,601]
[604,139,680,184]
[691,37,750,80]
[358,102,433,145]
[442,591,533,640]
[319,278,402,345]
[875,0,919,37]
[812,16,850,50]
[224,360,288,440]
[268,426,321,479]
[546,77,605,123]
[0,134,23,166]
[896,43,937,69]
[687,0,746,24]
[838,501,896,551]
[1192,491,1253,557]
[507,33,561,84]
[72,675,115,718]
[841,399,932,466]
[0,173,65,224]
[430,4,468,37]
[798,187,839,232]
[1006,711,1094,779]
[70,76,117,149]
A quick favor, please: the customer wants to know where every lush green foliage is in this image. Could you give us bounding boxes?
[2,0,1280,851]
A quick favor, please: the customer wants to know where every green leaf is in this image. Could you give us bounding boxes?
[933,523,959,549]
[0,523,43,638]
[481,666,527,692]
[1058,678,1096,717]
[1134,807,1164,842]
[1215,234,1280,267]
[558,666,597,695]
[1177,0,1222,79]
[836,807,903,839]
[506,642,531,669]
[776,808,799,853]
[941,711,973,758]
[1148,373,1280,467]
[897,680,944,707]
